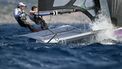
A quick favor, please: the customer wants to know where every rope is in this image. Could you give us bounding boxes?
[45,14,60,43]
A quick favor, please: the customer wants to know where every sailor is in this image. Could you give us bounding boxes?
[14,2,38,32]
[29,6,48,30]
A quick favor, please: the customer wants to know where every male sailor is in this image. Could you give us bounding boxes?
[14,2,38,32]
[29,6,48,30]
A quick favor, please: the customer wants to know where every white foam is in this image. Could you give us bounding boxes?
[91,14,116,43]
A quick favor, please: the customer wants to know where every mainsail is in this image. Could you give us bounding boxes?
[38,0,101,20]
[38,0,85,11]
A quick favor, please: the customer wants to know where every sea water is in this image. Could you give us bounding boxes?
[0,19,122,69]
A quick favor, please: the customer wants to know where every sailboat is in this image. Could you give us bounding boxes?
[20,0,113,43]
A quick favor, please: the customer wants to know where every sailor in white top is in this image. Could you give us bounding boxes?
[14,2,27,22]
[14,2,38,32]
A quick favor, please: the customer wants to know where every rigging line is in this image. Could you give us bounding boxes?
[47,33,57,43]
[48,17,59,42]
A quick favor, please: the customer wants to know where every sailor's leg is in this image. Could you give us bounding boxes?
[36,17,48,30]
[21,20,39,32]
[41,20,48,30]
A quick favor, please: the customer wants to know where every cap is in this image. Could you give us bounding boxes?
[18,2,26,7]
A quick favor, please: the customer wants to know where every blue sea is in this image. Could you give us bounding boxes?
[0,24,122,69]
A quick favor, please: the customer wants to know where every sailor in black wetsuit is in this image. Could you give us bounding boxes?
[14,2,38,32]
[29,6,48,30]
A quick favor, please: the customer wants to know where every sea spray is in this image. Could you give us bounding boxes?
[91,13,116,44]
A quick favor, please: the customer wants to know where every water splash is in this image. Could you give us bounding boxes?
[91,13,116,44]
